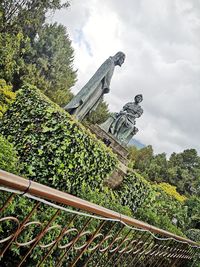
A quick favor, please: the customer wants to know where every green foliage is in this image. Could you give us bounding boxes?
[168,149,200,195]
[25,23,77,106]
[128,145,153,176]
[0,32,31,88]
[0,1,76,106]
[128,145,200,196]
[85,100,110,125]
[0,84,117,195]
[186,229,200,243]
[157,182,187,202]
[0,135,19,174]
[135,184,187,236]
[116,170,152,212]
[0,79,16,117]
[115,169,187,236]
[185,196,200,229]
[0,1,70,34]
[79,181,132,217]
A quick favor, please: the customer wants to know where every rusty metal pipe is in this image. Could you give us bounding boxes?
[0,170,198,247]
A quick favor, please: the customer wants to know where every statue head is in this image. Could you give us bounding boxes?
[113,51,126,66]
[135,94,143,103]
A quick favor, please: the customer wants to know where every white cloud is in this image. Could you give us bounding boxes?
[52,0,200,156]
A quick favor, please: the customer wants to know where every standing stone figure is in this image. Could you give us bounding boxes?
[101,94,143,145]
[64,52,125,121]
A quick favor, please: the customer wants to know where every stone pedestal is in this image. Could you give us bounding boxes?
[89,124,129,165]
[88,124,130,188]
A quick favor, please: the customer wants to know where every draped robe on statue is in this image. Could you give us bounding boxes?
[64,52,125,121]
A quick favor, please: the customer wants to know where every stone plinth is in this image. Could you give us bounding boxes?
[89,124,129,165]
[104,162,129,189]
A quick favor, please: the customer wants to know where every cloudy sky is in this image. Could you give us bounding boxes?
[52,0,200,156]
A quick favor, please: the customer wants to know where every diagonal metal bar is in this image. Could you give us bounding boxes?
[123,231,147,267]
[131,233,153,267]
[105,228,132,266]
[82,221,118,267]
[156,240,180,267]
[0,193,15,212]
[56,217,92,267]
[70,220,107,267]
[37,213,78,267]
[114,230,141,266]
[0,201,40,257]
[96,224,125,267]
[17,209,60,267]
[1,171,200,266]
[148,243,171,267]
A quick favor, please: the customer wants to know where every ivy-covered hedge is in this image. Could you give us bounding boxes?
[116,170,187,236]
[117,171,152,212]
[0,84,117,195]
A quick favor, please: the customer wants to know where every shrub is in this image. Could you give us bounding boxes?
[0,84,117,195]
[116,170,152,212]
[157,182,187,202]
[0,79,16,118]
[0,135,19,174]
[115,170,187,236]
[186,229,200,243]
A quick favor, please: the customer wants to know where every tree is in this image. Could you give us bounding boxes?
[168,149,200,195]
[0,32,27,84]
[86,100,110,124]
[0,0,70,35]
[0,2,77,106]
[185,196,200,229]
[169,149,200,171]
[147,153,168,182]
[24,23,77,106]
[131,145,154,178]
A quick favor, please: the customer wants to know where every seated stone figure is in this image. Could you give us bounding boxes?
[100,94,143,145]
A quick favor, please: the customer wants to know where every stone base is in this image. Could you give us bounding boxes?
[89,124,129,165]
[104,162,129,189]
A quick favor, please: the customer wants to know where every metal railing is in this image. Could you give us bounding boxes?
[0,169,199,266]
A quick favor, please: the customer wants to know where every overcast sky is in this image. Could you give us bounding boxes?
[52,0,200,156]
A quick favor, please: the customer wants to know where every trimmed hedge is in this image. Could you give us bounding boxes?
[117,170,152,212]
[0,84,117,195]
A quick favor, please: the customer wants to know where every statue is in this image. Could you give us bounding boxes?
[100,94,143,145]
[64,52,125,121]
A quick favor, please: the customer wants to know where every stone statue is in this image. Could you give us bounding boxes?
[64,51,125,121]
[100,94,143,145]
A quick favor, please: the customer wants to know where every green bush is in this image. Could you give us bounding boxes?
[115,170,187,236]
[186,229,200,243]
[0,135,19,174]
[0,84,117,195]
[0,79,16,118]
[135,183,187,236]
[185,230,200,267]
[116,170,152,212]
